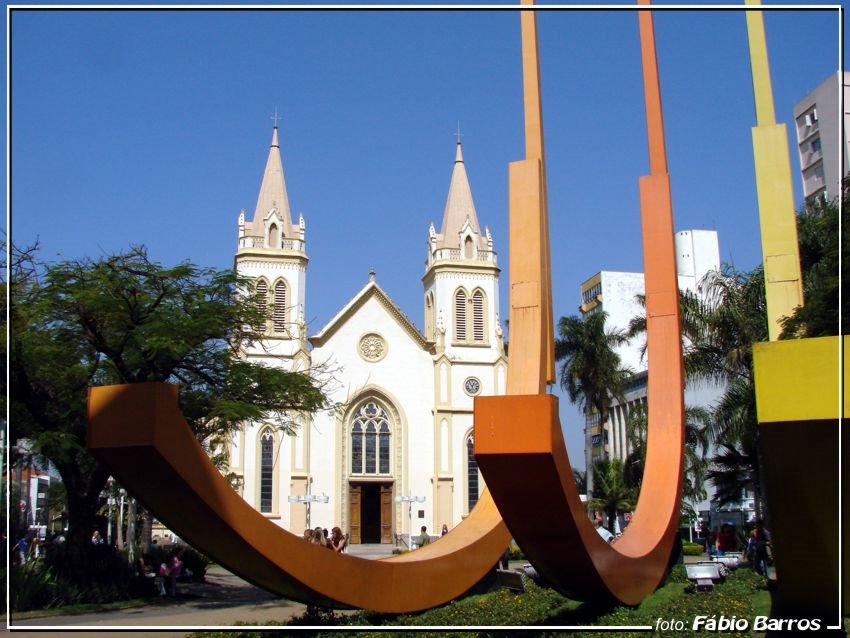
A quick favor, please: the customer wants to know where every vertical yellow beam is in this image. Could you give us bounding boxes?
[745,0,776,126]
[744,0,804,340]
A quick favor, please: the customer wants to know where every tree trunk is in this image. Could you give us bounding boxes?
[53,458,110,571]
[115,491,125,550]
[126,497,137,567]
[606,506,617,533]
[139,507,153,554]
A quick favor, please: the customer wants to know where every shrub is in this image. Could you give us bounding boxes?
[185,562,767,637]
[145,544,210,582]
[43,543,135,603]
[286,605,350,626]
[507,545,526,561]
[682,543,705,556]
[10,562,59,612]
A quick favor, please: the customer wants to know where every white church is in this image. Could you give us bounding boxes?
[225,125,507,544]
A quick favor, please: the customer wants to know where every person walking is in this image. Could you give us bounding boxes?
[16,536,28,564]
[751,520,771,576]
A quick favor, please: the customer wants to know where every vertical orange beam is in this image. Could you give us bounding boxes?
[635,0,685,509]
[475,1,687,605]
[517,0,555,387]
[637,0,668,175]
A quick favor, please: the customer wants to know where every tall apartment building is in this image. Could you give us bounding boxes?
[792,71,849,202]
[578,230,721,487]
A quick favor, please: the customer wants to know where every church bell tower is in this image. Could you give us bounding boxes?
[235,122,309,365]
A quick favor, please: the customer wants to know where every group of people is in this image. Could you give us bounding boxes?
[14,532,63,563]
[707,520,771,576]
[157,546,185,596]
[303,526,347,552]
[414,523,450,548]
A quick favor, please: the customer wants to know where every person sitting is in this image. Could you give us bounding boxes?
[329,527,347,553]
[416,525,431,548]
[310,527,331,548]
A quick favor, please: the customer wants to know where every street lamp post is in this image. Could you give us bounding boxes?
[394,491,425,550]
[288,479,329,530]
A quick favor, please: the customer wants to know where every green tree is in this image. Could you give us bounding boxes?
[681,266,768,518]
[10,246,331,578]
[780,176,844,338]
[555,311,632,438]
[622,403,711,505]
[572,467,587,494]
[626,264,768,517]
[587,457,636,532]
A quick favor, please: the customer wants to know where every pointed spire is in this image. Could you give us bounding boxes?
[252,124,292,228]
[437,139,482,249]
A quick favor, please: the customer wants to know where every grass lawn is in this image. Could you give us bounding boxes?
[189,564,784,637]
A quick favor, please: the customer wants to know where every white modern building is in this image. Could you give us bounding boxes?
[792,70,850,202]
[578,230,722,485]
[226,125,506,544]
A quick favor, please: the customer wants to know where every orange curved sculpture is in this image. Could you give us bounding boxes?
[88,382,510,612]
[474,0,685,605]
[86,0,683,613]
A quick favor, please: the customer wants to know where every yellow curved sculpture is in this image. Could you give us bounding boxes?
[86,0,685,612]
[474,0,685,605]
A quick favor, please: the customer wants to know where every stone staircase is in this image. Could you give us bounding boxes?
[345,542,397,560]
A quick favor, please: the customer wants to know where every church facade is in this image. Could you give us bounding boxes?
[226,125,507,543]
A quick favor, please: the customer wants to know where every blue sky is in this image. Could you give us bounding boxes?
[8,3,843,465]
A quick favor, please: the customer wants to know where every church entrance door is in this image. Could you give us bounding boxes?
[349,482,393,544]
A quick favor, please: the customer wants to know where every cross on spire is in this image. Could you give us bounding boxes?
[455,121,463,144]
[271,108,281,128]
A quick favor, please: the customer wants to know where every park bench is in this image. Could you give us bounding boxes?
[712,551,744,569]
[685,562,723,591]
[496,568,526,592]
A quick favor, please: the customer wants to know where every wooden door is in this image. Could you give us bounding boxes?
[380,484,393,544]
[349,483,361,544]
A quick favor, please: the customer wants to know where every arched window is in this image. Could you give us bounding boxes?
[472,290,485,342]
[454,289,467,341]
[273,281,287,334]
[466,434,479,512]
[259,429,275,513]
[425,294,434,339]
[464,235,474,259]
[351,401,392,475]
[268,223,279,248]
[254,280,268,332]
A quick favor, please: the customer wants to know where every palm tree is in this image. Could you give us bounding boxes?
[587,457,636,532]
[629,266,768,515]
[555,312,632,428]
[572,467,587,494]
[682,267,768,519]
[623,403,711,505]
